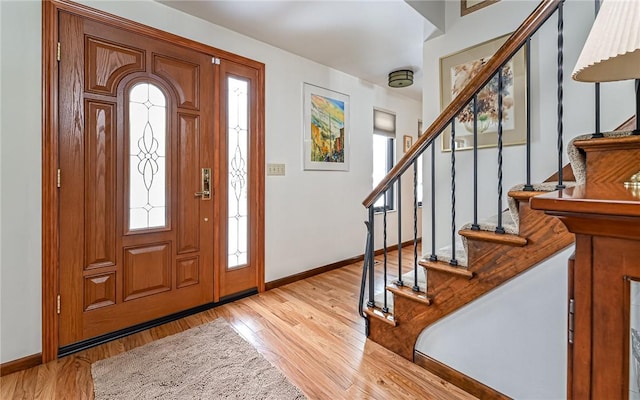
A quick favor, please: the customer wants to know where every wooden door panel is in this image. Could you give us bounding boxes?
[153,55,200,110]
[176,257,199,288]
[123,242,172,301]
[81,281,211,339]
[84,100,117,270]
[59,11,87,346]
[177,113,201,254]
[59,11,216,346]
[85,36,145,96]
[83,273,116,311]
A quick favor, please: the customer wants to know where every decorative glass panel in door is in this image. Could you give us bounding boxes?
[128,82,167,230]
[227,77,248,268]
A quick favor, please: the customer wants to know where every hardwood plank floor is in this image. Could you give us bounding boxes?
[1,247,476,399]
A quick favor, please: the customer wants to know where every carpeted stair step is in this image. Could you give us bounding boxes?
[460,209,519,236]
[386,283,432,305]
[507,181,577,227]
[364,307,397,326]
[429,237,468,267]
[458,229,527,246]
[567,131,635,185]
[427,182,572,272]
[371,266,427,314]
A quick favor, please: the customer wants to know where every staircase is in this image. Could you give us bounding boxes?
[359,0,638,396]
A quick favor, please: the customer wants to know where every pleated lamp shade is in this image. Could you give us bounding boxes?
[572,0,640,82]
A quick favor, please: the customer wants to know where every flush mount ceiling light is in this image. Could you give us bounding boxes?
[388,69,413,88]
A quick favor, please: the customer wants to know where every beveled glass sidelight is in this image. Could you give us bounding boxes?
[128,82,167,230]
[228,77,249,268]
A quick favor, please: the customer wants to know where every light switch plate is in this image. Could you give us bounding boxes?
[267,163,285,176]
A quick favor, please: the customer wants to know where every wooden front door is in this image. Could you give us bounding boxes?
[56,9,263,347]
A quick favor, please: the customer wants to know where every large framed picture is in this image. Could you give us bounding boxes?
[461,0,499,16]
[440,33,527,152]
[302,83,350,171]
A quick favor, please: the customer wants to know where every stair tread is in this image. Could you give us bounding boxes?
[459,229,527,247]
[419,259,474,279]
[573,132,640,150]
[508,190,554,201]
[433,238,468,268]
[460,209,518,236]
[386,283,432,305]
[364,306,397,326]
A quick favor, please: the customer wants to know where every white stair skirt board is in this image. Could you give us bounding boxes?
[371,266,427,313]
[414,246,574,400]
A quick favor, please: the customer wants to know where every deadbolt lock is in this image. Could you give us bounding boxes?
[195,168,211,200]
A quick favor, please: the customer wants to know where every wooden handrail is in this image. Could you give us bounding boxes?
[363,0,562,208]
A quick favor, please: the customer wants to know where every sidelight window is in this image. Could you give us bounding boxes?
[228,77,249,268]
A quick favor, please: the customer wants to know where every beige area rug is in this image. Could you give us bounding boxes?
[91,318,307,400]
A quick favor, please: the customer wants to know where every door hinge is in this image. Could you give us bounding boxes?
[57,169,61,188]
[568,298,575,344]
[57,42,61,62]
[212,57,220,65]
[57,294,61,314]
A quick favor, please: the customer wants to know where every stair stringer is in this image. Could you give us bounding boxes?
[367,199,574,361]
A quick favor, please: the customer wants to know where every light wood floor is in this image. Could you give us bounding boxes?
[1,247,476,399]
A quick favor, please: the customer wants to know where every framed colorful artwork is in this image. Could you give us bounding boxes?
[440,33,527,151]
[302,83,350,171]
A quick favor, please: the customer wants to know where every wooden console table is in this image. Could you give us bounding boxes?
[531,183,640,399]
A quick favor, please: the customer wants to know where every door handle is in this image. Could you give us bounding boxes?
[195,168,211,200]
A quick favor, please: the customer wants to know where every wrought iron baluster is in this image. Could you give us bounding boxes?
[592,0,603,138]
[556,1,566,190]
[382,191,389,313]
[367,206,375,308]
[472,95,480,230]
[496,67,506,234]
[396,177,403,286]
[524,38,534,191]
[429,144,437,262]
[413,161,420,291]
[359,220,372,320]
[450,121,458,266]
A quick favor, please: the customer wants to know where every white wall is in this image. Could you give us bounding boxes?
[0,0,421,362]
[0,0,43,365]
[416,246,574,399]
[415,0,635,396]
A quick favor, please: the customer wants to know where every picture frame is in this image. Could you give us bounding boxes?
[461,0,499,16]
[302,83,350,171]
[403,135,413,153]
[440,33,527,152]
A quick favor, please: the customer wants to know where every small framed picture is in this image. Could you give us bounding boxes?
[403,135,413,153]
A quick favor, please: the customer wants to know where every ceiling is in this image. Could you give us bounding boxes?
[157,0,440,101]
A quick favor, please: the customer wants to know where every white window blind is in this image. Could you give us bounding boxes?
[373,109,396,137]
